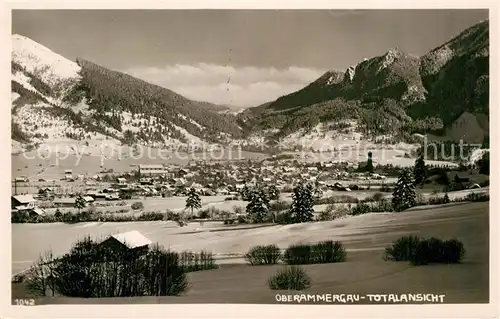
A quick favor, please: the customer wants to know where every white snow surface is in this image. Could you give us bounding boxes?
[12,34,81,85]
[11,92,20,105]
[12,71,38,93]
[12,71,58,105]
[178,114,205,130]
[469,148,489,165]
[172,124,213,148]
[280,121,362,151]
[346,66,356,81]
[378,49,398,72]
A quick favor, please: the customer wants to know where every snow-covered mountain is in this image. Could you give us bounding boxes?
[12,34,81,85]
[12,35,91,152]
[11,20,490,157]
[241,20,489,146]
[11,34,244,154]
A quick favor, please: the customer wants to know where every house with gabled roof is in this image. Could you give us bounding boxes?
[100,230,152,254]
[11,194,45,217]
[11,194,36,211]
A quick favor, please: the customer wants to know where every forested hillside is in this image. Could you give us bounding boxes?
[11,20,489,152]
[11,34,244,150]
[72,59,242,142]
[412,20,489,128]
[241,20,489,144]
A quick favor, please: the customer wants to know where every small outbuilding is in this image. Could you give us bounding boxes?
[100,230,152,254]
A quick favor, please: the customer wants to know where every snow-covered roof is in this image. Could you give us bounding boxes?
[83,196,94,202]
[110,231,152,249]
[53,198,76,204]
[139,164,164,169]
[12,194,35,204]
[32,208,46,216]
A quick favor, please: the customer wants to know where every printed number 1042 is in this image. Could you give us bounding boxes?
[14,299,35,306]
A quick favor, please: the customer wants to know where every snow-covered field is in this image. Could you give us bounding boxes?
[40,196,244,216]
[11,201,489,277]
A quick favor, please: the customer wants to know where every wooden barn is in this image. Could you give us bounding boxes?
[100,230,152,255]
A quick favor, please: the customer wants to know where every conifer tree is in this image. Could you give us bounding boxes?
[267,185,280,201]
[246,187,270,223]
[392,169,417,212]
[413,155,427,186]
[290,182,315,223]
[366,151,374,173]
[74,195,86,214]
[477,151,490,175]
[443,192,450,204]
[240,185,252,201]
[185,187,201,218]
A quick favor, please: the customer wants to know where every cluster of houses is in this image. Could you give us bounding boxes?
[11,194,45,218]
[12,160,390,215]
[113,162,386,197]
[11,193,97,217]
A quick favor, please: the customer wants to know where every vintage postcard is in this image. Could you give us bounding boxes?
[1,0,498,318]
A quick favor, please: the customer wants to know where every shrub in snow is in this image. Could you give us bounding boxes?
[131,201,144,210]
[384,235,466,266]
[179,250,218,272]
[245,245,282,265]
[312,240,347,264]
[268,266,311,290]
[384,235,421,261]
[284,241,346,265]
[24,239,189,297]
[410,237,466,266]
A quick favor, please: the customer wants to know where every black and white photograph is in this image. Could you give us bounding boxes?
[3,2,497,316]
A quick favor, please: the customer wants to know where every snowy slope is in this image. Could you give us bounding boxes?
[11,92,20,105]
[469,148,489,165]
[11,34,231,152]
[278,121,363,151]
[12,34,81,86]
[11,34,105,150]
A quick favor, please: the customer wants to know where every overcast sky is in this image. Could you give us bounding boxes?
[12,9,488,107]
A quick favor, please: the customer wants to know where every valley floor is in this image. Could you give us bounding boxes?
[12,202,489,304]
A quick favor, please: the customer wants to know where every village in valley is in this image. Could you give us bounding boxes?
[12,150,479,223]
[11,156,381,220]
